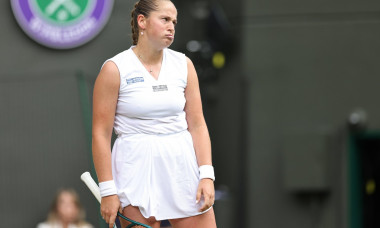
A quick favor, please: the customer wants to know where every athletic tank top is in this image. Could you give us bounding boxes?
[103,47,188,135]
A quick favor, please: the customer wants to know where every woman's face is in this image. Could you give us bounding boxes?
[56,192,79,223]
[144,1,177,49]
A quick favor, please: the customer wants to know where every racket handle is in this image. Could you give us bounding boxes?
[81,172,119,228]
[81,171,101,203]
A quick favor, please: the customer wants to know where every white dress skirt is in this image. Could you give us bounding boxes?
[112,130,209,220]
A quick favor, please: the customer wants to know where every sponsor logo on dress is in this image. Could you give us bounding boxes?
[126,77,144,84]
[11,0,114,49]
[152,85,168,92]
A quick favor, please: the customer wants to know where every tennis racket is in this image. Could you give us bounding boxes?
[80,172,152,228]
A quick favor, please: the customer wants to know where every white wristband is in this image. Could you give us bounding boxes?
[199,165,215,181]
[99,180,117,197]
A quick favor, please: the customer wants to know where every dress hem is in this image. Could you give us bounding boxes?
[120,203,213,221]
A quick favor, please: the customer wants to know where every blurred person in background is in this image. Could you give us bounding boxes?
[36,188,93,228]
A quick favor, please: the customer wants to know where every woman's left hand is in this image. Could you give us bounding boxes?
[196,178,215,212]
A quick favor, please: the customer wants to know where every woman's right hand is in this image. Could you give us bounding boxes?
[100,195,121,228]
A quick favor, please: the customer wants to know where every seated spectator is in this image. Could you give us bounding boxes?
[37,188,93,228]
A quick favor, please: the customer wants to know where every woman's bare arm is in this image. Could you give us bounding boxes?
[92,61,120,228]
[184,57,214,212]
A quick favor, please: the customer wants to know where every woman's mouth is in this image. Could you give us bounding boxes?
[166,34,174,40]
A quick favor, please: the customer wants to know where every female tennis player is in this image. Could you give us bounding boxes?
[92,0,216,227]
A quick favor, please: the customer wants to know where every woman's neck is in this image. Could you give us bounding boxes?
[133,44,163,65]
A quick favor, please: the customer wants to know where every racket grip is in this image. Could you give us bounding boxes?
[81,171,101,203]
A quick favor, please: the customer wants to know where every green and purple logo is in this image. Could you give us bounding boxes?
[11,0,113,49]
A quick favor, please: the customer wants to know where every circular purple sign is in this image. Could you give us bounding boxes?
[11,0,114,49]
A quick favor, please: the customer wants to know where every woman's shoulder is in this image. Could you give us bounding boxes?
[36,222,50,228]
[165,48,187,68]
[101,47,135,75]
[165,48,185,58]
[107,48,133,62]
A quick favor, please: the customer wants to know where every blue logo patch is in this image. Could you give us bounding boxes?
[127,77,144,84]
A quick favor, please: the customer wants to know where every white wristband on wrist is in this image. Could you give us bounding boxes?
[99,180,117,197]
[199,165,215,181]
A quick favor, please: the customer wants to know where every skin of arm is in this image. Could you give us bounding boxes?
[184,57,215,212]
[92,61,121,228]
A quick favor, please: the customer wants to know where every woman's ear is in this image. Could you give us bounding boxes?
[137,14,146,30]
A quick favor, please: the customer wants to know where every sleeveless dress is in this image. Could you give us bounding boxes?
[103,47,208,220]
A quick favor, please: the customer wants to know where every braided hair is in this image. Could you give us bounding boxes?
[130,0,165,45]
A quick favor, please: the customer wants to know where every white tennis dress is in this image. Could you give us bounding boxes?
[103,47,206,220]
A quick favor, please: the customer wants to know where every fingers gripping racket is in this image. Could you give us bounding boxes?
[80,172,152,228]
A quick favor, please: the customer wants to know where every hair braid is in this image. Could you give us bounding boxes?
[130,2,140,45]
